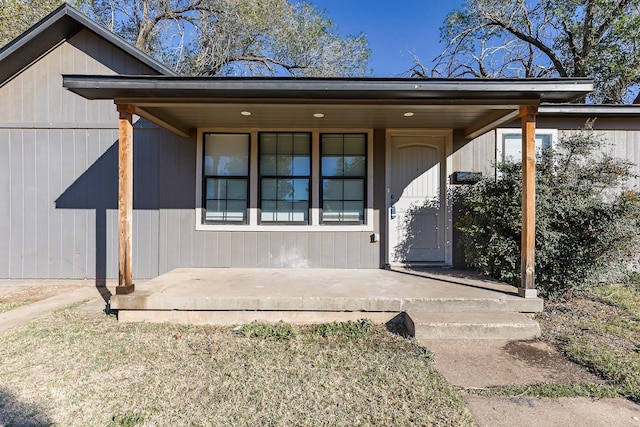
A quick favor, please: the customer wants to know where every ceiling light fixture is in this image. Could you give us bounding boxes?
[403,112,415,117]
[240,111,252,116]
[313,113,325,118]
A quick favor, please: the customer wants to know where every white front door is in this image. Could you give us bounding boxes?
[388,135,446,265]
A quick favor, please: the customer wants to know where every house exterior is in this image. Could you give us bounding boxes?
[7,4,633,300]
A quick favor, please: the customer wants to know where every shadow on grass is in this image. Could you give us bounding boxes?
[0,386,51,426]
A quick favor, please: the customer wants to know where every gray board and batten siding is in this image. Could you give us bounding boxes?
[0,28,162,279]
[0,29,382,279]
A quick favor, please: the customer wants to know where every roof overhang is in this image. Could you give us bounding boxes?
[63,75,593,138]
[539,104,640,116]
[0,4,175,86]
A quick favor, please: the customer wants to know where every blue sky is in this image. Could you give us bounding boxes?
[312,1,464,76]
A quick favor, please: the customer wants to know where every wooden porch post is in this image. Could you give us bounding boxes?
[116,104,135,295]
[520,106,538,298]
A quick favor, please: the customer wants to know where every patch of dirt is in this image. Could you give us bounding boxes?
[503,340,603,384]
[537,297,624,350]
[0,285,83,304]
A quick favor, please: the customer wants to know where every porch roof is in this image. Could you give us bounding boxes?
[63,75,592,138]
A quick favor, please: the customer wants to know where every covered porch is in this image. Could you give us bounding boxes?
[62,76,593,311]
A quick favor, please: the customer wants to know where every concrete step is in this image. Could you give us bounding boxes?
[404,311,541,340]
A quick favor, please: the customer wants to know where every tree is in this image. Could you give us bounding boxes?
[0,0,83,47]
[88,0,370,76]
[455,127,640,299]
[414,0,640,104]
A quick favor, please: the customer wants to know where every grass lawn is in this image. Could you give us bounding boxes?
[537,284,640,402]
[0,310,474,426]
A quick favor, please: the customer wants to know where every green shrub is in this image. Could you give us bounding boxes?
[455,127,640,299]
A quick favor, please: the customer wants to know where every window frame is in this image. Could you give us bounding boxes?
[201,132,251,224]
[320,133,367,225]
[195,128,374,231]
[496,128,557,165]
[258,132,312,225]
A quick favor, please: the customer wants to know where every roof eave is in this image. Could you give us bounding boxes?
[539,103,640,116]
[62,75,594,103]
[0,3,176,85]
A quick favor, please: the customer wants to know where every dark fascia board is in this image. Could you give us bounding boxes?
[539,103,640,116]
[0,3,176,85]
[63,75,593,103]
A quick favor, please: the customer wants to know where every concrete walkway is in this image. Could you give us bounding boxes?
[0,281,112,334]
[420,339,640,427]
[1,280,638,426]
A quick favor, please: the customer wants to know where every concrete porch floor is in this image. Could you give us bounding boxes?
[110,268,543,331]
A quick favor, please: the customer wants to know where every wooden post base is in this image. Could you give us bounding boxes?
[115,284,135,295]
[518,287,537,299]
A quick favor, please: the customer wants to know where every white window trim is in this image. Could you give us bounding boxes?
[496,128,558,164]
[195,128,374,231]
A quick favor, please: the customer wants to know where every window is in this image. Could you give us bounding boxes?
[498,129,556,163]
[202,133,249,223]
[196,129,372,230]
[259,133,311,223]
[321,133,366,223]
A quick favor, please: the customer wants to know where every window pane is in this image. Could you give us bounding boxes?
[344,135,365,155]
[261,134,277,154]
[260,155,277,175]
[276,179,294,200]
[343,156,365,176]
[206,178,226,200]
[344,179,364,200]
[537,134,551,150]
[322,135,343,155]
[204,133,249,176]
[276,201,293,221]
[225,200,247,221]
[277,155,293,175]
[291,201,308,222]
[294,134,311,154]
[502,134,522,162]
[205,200,226,221]
[322,201,342,222]
[322,157,342,177]
[343,201,364,221]
[291,179,309,201]
[502,133,552,163]
[261,201,277,222]
[323,179,343,200]
[292,156,310,175]
[226,179,247,200]
[277,133,293,153]
[262,179,277,200]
